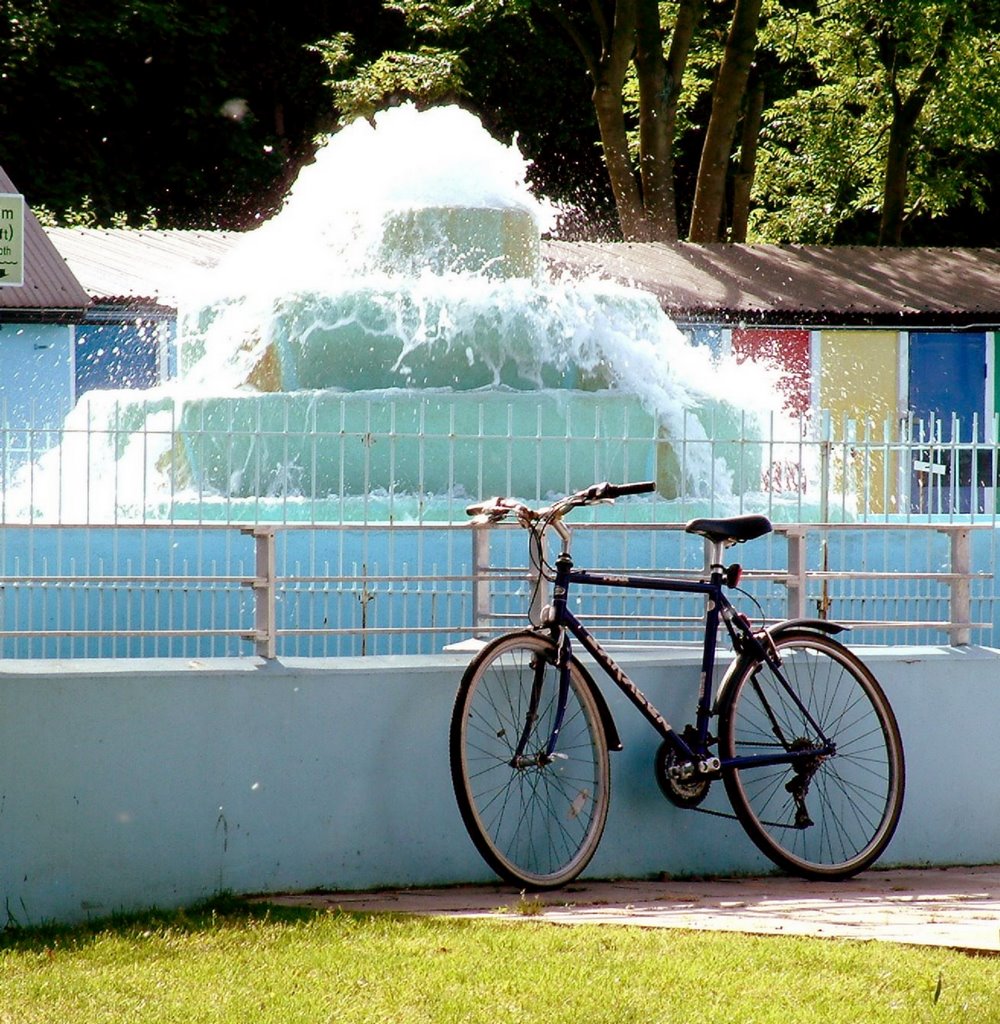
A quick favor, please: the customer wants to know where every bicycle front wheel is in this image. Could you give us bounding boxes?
[719,630,904,880]
[450,630,610,889]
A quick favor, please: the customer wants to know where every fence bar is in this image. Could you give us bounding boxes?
[783,527,808,619]
[0,520,993,657]
[243,526,276,659]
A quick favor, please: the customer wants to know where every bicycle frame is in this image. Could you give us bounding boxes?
[533,545,837,774]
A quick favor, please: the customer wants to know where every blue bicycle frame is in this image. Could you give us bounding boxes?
[533,547,838,774]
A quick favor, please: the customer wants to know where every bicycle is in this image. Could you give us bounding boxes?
[450,480,905,889]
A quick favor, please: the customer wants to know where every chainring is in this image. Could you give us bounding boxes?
[654,740,712,809]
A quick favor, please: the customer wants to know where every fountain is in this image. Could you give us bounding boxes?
[18,104,783,524]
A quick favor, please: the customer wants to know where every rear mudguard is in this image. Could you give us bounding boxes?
[767,617,848,641]
[713,617,848,712]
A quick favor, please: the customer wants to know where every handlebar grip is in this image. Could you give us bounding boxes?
[466,497,520,521]
[601,480,656,499]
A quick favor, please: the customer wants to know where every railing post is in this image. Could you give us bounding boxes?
[242,526,276,659]
[783,527,808,620]
[471,523,491,638]
[944,526,971,646]
[819,410,832,525]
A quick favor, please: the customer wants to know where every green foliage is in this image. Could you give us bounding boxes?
[4,0,999,240]
[388,0,531,35]
[30,198,159,230]
[313,36,470,123]
[0,0,352,228]
[749,0,1000,243]
[315,0,531,125]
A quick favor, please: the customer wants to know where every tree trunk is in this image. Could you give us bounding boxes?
[730,75,765,242]
[879,117,913,246]
[688,0,763,242]
[549,0,649,239]
[634,0,676,240]
[631,0,705,241]
[877,15,958,245]
[594,79,650,240]
[547,0,706,241]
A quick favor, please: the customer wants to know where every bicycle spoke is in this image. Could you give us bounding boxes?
[720,631,904,879]
[451,632,610,888]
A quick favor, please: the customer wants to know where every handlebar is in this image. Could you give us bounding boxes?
[595,480,657,499]
[466,480,656,526]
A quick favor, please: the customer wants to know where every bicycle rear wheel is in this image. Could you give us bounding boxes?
[718,630,904,880]
[450,630,610,889]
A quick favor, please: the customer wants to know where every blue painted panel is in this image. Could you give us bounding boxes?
[909,331,986,440]
[908,332,988,513]
[0,323,73,427]
[75,322,160,396]
[681,324,727,357]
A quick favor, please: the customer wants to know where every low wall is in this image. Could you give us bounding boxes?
[1,645,998,926]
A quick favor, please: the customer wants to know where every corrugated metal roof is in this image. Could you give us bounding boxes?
[0,167,91,320]
[45,227,245,310]
[27,223,1000,327]
[541,241,1000,325]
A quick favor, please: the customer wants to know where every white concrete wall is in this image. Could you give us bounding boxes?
[1,645,997,926]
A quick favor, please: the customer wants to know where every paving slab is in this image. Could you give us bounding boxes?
[260,865,1000,952]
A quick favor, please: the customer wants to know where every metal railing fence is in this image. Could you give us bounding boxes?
[4,398,1000,526]
[1,399,998,656]
[0,520,990,659]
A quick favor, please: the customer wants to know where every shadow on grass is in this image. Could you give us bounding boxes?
[0,893,340,953]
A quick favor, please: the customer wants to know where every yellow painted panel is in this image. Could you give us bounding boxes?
[819,330,899,434]
[818,330,899,514]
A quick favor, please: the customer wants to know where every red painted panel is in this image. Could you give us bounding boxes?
[731,328,811,416]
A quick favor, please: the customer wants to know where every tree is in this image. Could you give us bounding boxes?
[8,0,1000,242]
[875,5,959,245]
[327,1,775,242]
[750,1,1000,244]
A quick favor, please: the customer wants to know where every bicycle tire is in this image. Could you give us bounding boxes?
[718,630,904,880]
[450,630,611,889]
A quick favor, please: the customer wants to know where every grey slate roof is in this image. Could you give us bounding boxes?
[542,241,1000,325]
[0,167,91,321]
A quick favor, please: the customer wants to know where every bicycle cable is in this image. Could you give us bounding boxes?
[732,584,767,631]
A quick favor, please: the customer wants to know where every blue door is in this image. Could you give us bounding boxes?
[908,331,987,513]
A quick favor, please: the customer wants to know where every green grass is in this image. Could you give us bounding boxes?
[1,897,998,1024]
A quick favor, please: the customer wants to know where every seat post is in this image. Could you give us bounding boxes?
[704,537,727,579]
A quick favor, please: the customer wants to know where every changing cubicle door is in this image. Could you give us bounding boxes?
[908,331,988,514]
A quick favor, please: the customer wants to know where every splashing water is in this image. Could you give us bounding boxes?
[13,104,793,523]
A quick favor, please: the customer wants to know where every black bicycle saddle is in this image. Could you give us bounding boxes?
[684,514,773,545]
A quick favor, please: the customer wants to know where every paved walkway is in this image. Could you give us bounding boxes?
[263,865,1000,952]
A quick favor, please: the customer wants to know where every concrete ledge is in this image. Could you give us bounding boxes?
[1,645,998,925]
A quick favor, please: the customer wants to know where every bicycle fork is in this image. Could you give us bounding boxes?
[509,630,572,770]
